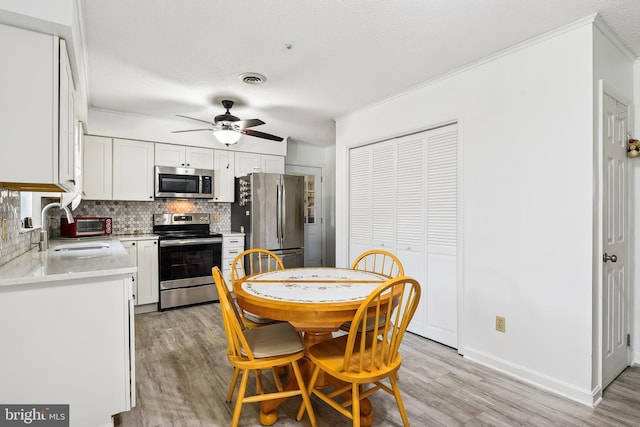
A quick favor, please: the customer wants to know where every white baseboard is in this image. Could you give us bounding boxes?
[462,346,600,407]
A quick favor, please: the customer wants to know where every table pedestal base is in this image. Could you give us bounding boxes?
[258,331,374,426]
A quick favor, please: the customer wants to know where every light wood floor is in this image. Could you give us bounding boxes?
[115,303,640,427]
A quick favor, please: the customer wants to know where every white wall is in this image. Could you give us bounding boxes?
[336,19,601,404]
[285,140,337,266]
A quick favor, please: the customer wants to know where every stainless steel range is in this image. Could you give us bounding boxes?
[153,213,222,310]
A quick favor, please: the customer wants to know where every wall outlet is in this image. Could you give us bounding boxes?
[213,213,221,223]
[496,316,506,333]
[1,218,7,240]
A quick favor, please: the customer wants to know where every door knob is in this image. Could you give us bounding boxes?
[603,253,618,263]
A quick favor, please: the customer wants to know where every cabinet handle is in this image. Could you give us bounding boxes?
[132,242,136,246]
[153,241,157,245]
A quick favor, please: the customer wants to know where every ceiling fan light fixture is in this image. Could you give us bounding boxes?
[214,129,241,145]
[239,72,266,85]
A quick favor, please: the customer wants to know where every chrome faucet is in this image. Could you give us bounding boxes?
[39,202,74,251]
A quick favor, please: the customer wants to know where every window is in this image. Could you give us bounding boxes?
[303,175,316,224]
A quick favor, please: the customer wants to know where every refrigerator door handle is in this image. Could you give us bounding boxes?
[276,180,282,244]
[281,180,286,242]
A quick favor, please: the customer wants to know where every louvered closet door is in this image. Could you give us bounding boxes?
[425,125,458,347]
[372,141,396,249]
[348,123,459,347]
[395,135,428,336]
[349,147,372,258]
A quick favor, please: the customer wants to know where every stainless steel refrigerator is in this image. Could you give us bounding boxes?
[231,173,304,267]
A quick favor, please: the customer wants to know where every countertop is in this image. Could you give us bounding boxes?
[0,237,136,288]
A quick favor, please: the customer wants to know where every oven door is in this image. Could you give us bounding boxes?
[158,238,222,289]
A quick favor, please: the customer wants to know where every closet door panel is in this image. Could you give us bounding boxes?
[349,146,372,261]
[371,142,396,248]
[425,124,458,348]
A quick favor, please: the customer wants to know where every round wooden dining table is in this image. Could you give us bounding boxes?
[233,267,390,427]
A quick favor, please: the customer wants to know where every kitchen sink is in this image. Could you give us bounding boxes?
[54,242,111,252]
[52,241,112,258]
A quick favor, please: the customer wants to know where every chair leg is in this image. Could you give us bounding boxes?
[226,367,240,403]
[231,368,250,427]
[389,372,410,427]
[271,367,284,392]
[296,364,321,421]
[255,369,264,395]
[291,360,317,427]
[352,382,360,427]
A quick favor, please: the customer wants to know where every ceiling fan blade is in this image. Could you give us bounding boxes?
[241,129,284,142]
[171,128,213,133]
[235,118,265,129]
[176,114,214,126]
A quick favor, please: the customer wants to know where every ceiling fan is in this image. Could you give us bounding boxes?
[173,100,283,145]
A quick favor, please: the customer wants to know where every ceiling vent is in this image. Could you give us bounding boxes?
[239,72,266,85]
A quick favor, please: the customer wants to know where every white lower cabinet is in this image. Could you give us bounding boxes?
[121,237,159,308]
[222,233,245,289]
[0,275,135,427]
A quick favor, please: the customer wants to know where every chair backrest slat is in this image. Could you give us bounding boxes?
[351,249,405,278]
[342,277,421,374]
[231,248,285,283]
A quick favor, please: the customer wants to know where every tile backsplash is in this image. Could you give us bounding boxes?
[0,187,40,267]
[45,198,231,236]
[0,190,232,267]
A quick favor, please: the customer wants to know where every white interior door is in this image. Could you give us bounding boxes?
[285,165,323,266]
[602,91,630,389]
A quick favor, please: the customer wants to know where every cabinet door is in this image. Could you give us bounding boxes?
[155,143,186,167]
[58,39,75,191]
[136,239,159,305]
[83,135,113,200]
[186,147,214,169]
[0,25,56,186]
[113,139,155,201]
[261,154,284,174]
[234,152,261,177]
[213,149,235,202]
[121,241,139,304]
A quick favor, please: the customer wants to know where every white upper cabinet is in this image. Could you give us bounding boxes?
[83,135,113,200]
[155,143,214,169]
[213,149,235,202]
[113,139,155,201]
[234,152,284,177]
[0,24,76,192]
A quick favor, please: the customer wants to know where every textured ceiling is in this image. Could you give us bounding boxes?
[80,0,640,147]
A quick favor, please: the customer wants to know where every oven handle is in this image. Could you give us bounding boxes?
[160,238,222,247]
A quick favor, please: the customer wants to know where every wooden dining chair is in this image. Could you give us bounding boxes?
[297,276,420,427]
[212,267,317,427]
[341,249,405,333]
[230,248,284,325]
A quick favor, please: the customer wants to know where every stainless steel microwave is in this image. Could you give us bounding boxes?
[154,166,214,199]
